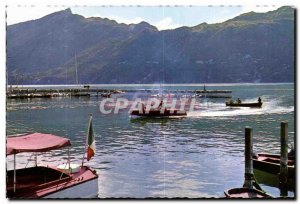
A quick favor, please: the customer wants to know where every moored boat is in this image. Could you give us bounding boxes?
[6,133,98,199]
[252,153,295,178]
[224,188,272,198]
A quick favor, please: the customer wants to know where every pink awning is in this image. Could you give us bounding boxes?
[7,133,71,155]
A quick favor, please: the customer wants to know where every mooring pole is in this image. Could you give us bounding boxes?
[279,121,288,197]
[68,147,71,172]
[13,153,16,193]
[243,127,253,188]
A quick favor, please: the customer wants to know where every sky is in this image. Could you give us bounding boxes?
[6,5,284,30]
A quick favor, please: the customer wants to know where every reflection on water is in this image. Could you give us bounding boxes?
[6,84,295,198]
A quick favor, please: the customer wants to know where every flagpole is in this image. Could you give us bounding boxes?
[81,114,92,167]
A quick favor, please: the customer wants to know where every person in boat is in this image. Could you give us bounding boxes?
[258,97,262,104]
[139,102,146,113]
[288,144,295,158]
[252,151,259,159]
[237,98,241,104]
[229,99,234,104]
[158,100,163,109]
[288,148,295,158]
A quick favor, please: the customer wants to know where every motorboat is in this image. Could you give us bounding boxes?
[130,101,187,117]
[100,93,111,98]
[130,108,187,117]
[226,97,263,107]
[226,101,262,107]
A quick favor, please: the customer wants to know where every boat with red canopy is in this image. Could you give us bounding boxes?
[6,133,98,199]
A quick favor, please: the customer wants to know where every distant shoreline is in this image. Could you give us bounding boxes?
[7,82,294,88]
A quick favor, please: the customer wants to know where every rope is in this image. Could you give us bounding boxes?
[24,153,34,168]
[252,174,265,193]
[59,162,68,180]
[243,172,266,193]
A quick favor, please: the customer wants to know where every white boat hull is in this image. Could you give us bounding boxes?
[44,178,98,198]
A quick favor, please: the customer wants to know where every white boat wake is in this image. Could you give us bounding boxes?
[187,98,294,118]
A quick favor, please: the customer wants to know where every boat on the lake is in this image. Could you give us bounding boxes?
[6,133,98,198]
[130,108,187,117]
[226,97,263,108]
[252,153,295,178]
[224,187,272,198]
[130,101,187,118]
[226,101,262,107]
[100,93,111,98]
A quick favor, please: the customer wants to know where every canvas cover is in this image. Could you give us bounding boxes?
[7,133,71,155]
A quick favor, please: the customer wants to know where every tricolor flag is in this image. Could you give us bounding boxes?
[87,115,96,161]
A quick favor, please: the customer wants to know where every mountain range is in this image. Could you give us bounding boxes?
[7,6,294,84]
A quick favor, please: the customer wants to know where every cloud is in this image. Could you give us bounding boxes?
[89,14,182,31]
[104,16,183,30]
[93,14,145,25]
[153,17,182,30]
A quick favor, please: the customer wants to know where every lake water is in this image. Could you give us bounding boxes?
[6,83,295,198]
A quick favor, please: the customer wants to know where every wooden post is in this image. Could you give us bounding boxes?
[279,122,288,197]
[68,147,71,173]
[13,153,16,193]
[243,127,253,188]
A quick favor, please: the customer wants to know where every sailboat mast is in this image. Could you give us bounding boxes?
[6,67,8,93]
[16,69,19,89]
[75,53,78,85]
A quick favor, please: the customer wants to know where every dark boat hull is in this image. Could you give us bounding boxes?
[71,93,90,97]
[253,153,294,178]
[226,102,262,107]
[130,109,187,117]
[100,93,111,97]
[224,187,272,198]
[7,166,98,198]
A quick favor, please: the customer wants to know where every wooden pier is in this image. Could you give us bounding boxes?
[6,86,232,99]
